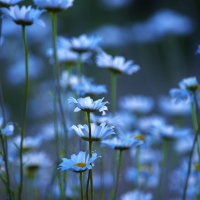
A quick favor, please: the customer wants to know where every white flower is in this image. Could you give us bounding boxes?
[58,151,100,172]
[68,96,109,115]
[70,122,115,141]
[121,190,152,200]
[33,0,74,12]
[0,118,14,136]
[96,51,140,75]
[1,5,45,26]
[0,0,22,6]
[179,77,199,90]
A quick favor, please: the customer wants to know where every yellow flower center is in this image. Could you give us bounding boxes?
[134,134,145,141]
[74,162,86,168]
[194,164,200,171]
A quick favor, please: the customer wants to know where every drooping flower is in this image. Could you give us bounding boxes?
[119,95,154,114]
[101,137,142,150]
[70,122,115,141]
[0,0,22,7]
[58,151,100,173]
[169,76,200,104]
[1,5,45,26]
[96,51,140,75]
[69,34,102,53]
[68,96,109,115]
[33,0,74,12]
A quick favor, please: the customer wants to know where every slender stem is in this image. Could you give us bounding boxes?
[155,139,169,200]
[18,25,29,200]
[50,11,69,199]
[111,73,117,115]
[112,150,123,200]
[80,172,84,200]
[100,148,105,200]
[136,146,140,192]
[86,171,90,200]
[182,98,199,200]
[77,53,82,80]
[0,134,12,200]
[86,112,94,200]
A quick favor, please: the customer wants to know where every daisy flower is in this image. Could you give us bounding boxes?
[0,0,22,7]
[96,51,140,75]
[1,5,45,26]
[70,34,102,53]
[0,118,14,136]
[70,122,115,141]
[101,137,142,150]
[58,151,100,173]
[33,0,74,12]
[68,96,109,115]
[121,190,152,200]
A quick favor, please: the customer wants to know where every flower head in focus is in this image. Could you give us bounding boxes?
[1,5,45,26]
[58,151,100,173]
[96,51,140,75]
[70,34,102,53]
[0,0,22,7]
[33,0,74,12]
[68,96,109,115]
[70,122,115,141]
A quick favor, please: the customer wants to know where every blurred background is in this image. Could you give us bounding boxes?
[0,0,200,199]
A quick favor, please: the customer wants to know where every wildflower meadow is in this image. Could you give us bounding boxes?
[0,0,200,200]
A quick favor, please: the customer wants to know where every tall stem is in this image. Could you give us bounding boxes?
[112,150,123,200]
[50,11,69,199]
[86,112,94,200]
[111,73,117,115]
[182,98,199,200]
[80,172,84,200]
[77,53,82,80]
[18,25,29,200]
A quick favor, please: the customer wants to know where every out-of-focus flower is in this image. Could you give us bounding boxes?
[131,9,194,43]
[0,0,22,7]
[0,117,14,136]
[58,151,100,172]
[60,71,79,89]
[96,51,140,75]
[68,96,108,115]
[33,0,74,12]
[69,34,102,53]
[121,190,152,200]
[70,122,115,141]
[169,77,200,104]
[119,95,154,114]
[1,5,45,26]
[71,76,107,97]
[101,137,142,150]
[101,0,132,9]
[158,96,190,115]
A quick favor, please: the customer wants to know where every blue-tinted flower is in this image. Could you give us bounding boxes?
[70,34,102,53]
[0,118,14,136]
[121,190,152,200]
[1,5,45,26]
[101,137,142,150]
[72,76,107,97]
[169,77,200,104]
[119,95,154,114]
[0,0,22,7]
[58,151,100,172]
[70,122,115,141]
[96,51,140,75]
[68,96,109,115]
[158,96,190,115]
[33,0,74,12]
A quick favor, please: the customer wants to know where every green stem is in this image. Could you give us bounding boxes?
[136,146,140,193]
[80,172,84,200]
[86,112,94,200]
[155,139,169,200]
[77,53,82,80]
[0,134,12,200]
[111,73,117,115]
[112,150,123,200]
[18,25,29,200]
[100,148,105,200]
[182,98,199,200]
